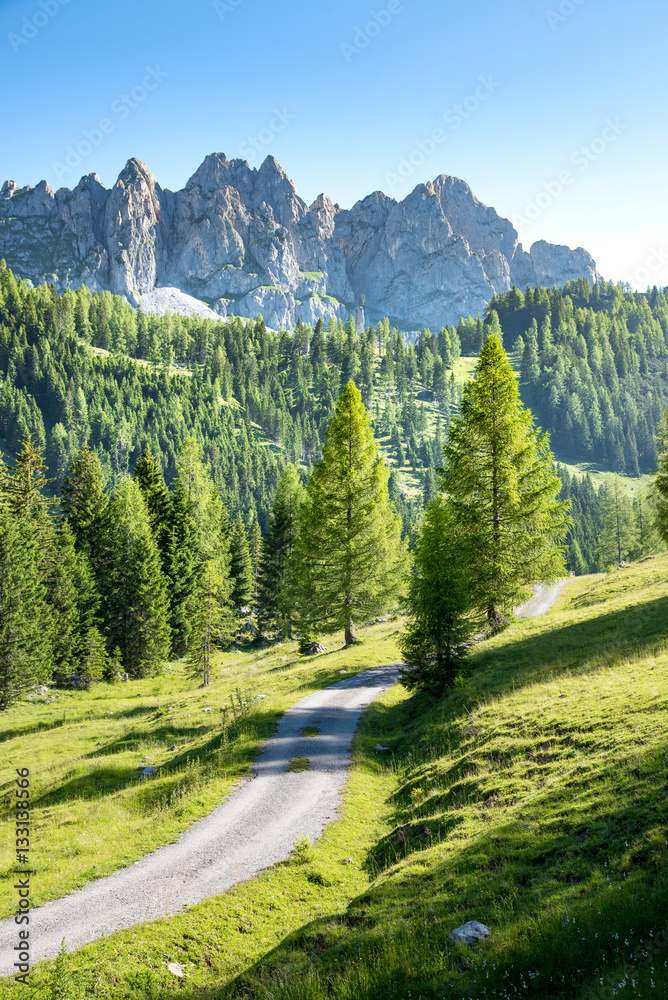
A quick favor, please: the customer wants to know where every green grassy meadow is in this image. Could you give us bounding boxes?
[3,555,668,998]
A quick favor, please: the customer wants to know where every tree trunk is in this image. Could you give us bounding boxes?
[487,604,505,632]
[345,620,358,646]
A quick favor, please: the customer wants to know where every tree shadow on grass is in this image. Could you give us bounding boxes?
[467,594,668,702]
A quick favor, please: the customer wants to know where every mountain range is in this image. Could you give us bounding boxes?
[0,154,599,330]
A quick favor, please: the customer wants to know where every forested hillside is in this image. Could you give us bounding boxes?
[0,261,462,534]
[1,262,666,575]
[477,278,668,474]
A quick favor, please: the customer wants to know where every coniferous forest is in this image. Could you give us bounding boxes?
[1,259,668,707]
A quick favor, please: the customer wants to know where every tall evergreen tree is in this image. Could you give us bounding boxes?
[595,476,637,567]
[229,518,253,608]
[399,495,474,698]
[0,505,53,708]
[163,479,201,656]
[257,464,305,634]
[249,518,262,605]
[103,478,171,676]
[187,562,227,687]
[2,430,53,519]
[290,381,408,645]
[61,447,109,575]
[133,447,170,550]
[653,415,668,546]
[442,335,570,630]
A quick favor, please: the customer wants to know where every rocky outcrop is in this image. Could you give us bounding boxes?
[0,154,599,330]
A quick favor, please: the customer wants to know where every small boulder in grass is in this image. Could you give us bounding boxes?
[166,961,184,977]
[449,920,491,945]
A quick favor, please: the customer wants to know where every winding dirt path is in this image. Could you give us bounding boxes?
[0,664,401,975]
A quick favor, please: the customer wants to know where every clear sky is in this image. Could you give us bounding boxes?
[1,0,666,288]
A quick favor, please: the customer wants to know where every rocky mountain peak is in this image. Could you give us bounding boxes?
[0,153,600,330]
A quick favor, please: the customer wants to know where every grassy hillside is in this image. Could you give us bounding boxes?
[5,555,668,999]
[0,621,402,918]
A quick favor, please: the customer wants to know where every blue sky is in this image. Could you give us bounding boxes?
[1,0,667,288]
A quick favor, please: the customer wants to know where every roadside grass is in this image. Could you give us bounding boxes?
[4,556,668,999]
[0,621,402,918]
[2,680,407,999]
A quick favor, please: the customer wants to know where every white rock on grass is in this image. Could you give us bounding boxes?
[449,921,491,945]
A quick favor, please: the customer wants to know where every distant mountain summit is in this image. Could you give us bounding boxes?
[0,154,598,329]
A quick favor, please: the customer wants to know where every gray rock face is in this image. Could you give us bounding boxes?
[0,154,599,330]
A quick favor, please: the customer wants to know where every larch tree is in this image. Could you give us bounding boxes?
[595,476,637,568]
[290,380,408,646]
[399,494,474,698]
[441,334,570,630]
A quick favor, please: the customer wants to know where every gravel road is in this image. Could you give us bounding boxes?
[0,664,402,975]
[515,580,570,618]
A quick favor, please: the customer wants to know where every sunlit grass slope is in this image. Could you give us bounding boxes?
[4,556,668,999]
[229,557,668,1000]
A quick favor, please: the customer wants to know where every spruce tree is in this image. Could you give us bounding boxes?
[133,447,170,550]
[399,495,474,698]
[2,430,54,520]
[163,479,201,656]
[249,518,262,605]
[229,518,253,608]
[0,505,53,709]
[187,563,227,687]
[257,465,304,634]
[442,335,570,630]
[103,478,171,677]
[62,447,109,574]
[652,416,668,546]
[290,381,408,645]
